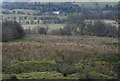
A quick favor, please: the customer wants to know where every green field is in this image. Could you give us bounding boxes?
[8,39,41,44]
[3,14,43,19]
[73,2,118,8]
[22,24,65,31]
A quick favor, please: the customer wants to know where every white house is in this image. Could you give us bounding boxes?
[53,11,60,15]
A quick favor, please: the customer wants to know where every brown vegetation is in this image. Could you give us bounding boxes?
[2,35,118,78]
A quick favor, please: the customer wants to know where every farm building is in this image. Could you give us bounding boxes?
[53,11,60,15]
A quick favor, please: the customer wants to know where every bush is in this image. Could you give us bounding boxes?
[30,26,48,34]
[57,63,77,77]
[4,60,57,74]
[51,28,71,36]
[90,20,118,37]
[78,71,112,79]
[17,72,64,79]
[2,20,25,42]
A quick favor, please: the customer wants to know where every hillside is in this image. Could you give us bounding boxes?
[2,35,118,79]
[1,2,119,80]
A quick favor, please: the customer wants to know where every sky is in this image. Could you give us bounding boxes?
[1,0,120,2]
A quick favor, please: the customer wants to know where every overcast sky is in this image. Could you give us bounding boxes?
[1,0,120,2]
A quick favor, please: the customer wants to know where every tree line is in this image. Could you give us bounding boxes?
[51,15,118,37]
[2,2,118,19]
[2,15,118,42]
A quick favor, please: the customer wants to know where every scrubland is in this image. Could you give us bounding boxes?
[2,35,119,79]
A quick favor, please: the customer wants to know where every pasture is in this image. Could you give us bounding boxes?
[73,2,118,8]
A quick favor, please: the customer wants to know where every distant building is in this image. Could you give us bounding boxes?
[53,11,60,15]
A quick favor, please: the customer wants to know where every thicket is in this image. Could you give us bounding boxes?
[2,21,25,42]
[51,15,118,37]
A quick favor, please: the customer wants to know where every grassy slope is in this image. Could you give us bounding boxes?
[2,72,65,79]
